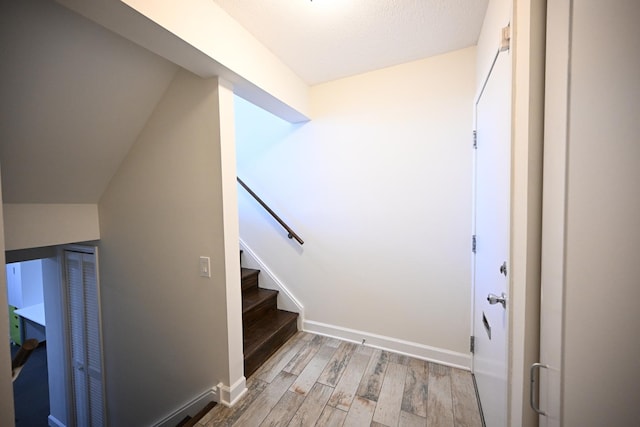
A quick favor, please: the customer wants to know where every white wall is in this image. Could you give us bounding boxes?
[540,2,571,424]
[57,0,310,123]
[509,1,545,426]
[216,80,246,407]
[561,1,640,425]
[7,259,44,308]
[98,70,243,426]
[237,47,475,367]
[0,170,15,426]
[3,204,100,251]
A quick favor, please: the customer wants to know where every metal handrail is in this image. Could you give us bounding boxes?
[237,177,304,245]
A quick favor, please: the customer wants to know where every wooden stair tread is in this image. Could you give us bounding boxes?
[242,287,278,313]
[175,401,216,427]
[243,309,298,357]
[243,309,298,377]
[241,268,260,279]
[240,253,298,377]
[175,416,191,427]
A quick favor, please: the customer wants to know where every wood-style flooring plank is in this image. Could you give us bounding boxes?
[356,344,375,357]
[288,382,333,426]
[402,357,429,417]
[450,368,482,427]
[198,333,482,427]
[201,377,268,427]
[400,410,428,426]
[426,363,454,427]
[372,362,408,426]
[290,344,337,396]
[316,405,348,427]
[317,341,357,387]
[327,351,370,411]
[258,391,305,427]
[253,332,309,383]
[324,337,342,348]
[356,349,390,402]
[389,352,411,366]
[232,371,296,426]
[283,334,325,375]
[342,396,376,426]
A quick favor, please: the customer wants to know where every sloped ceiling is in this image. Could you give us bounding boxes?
[212,0,489,85]
[0,0,488,204]
[0,0,177,203]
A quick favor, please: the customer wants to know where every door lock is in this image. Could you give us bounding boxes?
[499,261,507,276]
[487,292,507,308]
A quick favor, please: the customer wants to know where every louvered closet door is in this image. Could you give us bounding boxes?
[65,250,105,426]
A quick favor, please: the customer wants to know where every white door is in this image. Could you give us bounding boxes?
[472,47,511,427]
[64,249,105,426]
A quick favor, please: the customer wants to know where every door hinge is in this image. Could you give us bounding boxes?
[473,130,477,149]
[500,24,511,52]
[472,235,477,253]
[470,335,475,353]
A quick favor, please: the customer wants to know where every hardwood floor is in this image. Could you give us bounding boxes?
[198,332,482,427]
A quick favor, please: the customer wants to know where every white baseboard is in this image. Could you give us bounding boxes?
[48,415,65,427]
[217,376,248,407]
[239,239,305,328]
[238,240,469,370]
[303,320,471,370]
[152,387,218,427]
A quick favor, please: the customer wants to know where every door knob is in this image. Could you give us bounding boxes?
[487,292,507,308]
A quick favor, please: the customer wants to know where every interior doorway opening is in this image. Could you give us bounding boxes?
[6,244,105,427]
[7,258,49,426]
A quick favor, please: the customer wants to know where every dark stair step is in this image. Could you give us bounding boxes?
[241,268,260,293]
[174,401,216,427]
[243,309,298,377]
[242,287,278,326]
[175,416,191,427]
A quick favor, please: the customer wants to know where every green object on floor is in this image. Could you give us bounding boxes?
[9,305,22,345]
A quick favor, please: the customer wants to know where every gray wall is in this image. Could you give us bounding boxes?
[0,0,176,205]
[562,0,640,425]
[0,170,14,426]
[98,69,234,426]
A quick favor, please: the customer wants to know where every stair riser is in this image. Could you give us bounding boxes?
[244,296,278,328]
[240,264,298,377]
[244,318,298,377]
[241,273,259,293]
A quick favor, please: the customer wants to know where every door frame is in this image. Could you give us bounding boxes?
[59,244,107,426]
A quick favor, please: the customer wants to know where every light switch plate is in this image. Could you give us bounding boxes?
[199,256,211,278]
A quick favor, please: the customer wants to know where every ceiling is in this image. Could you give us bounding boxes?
[212,0,489,85]
[0,0,489,204]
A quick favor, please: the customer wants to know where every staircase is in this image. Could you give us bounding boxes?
[175,401,216,427]
[241,260,298,377]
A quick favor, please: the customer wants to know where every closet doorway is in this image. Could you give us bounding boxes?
[62,247,106,426]
[7,244,106,426]
[7,259,48,426]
